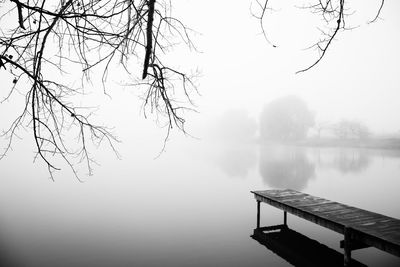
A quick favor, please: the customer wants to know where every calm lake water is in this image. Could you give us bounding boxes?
[1,140,400,267]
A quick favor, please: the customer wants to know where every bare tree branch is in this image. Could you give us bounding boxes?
[255,0,385,73]
[142,0,155,79]
[369,0,384,24]
[0,0,197,179]
[9,0,26,29]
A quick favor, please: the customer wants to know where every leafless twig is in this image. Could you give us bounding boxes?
[255,0,385,73]
[0,0,197,179]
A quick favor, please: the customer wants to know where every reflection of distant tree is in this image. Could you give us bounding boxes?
[216,146,257,178]
[259,144,315,190]
[333,149,370,174]
[311,148,371,174]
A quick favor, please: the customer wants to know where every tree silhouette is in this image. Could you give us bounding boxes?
[260,95,315,141]
[0,0,196,179]
[0,0,385,178]
[333,120,371,140]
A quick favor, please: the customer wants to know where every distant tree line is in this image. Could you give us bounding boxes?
[0,0,386,177]
[327,120,370,140]
[259,95,371,142]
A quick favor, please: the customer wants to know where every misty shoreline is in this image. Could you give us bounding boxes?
[280,138,400,150]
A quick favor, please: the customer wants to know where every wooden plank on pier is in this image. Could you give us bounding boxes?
[251,189,400,258]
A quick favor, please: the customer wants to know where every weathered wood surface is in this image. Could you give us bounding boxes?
[251,189,400,257]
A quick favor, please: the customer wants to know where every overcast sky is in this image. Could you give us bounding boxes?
[1,0,399,138]
[170,0,400,134]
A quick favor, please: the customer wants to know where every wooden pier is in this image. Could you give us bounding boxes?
[251,189,400,266]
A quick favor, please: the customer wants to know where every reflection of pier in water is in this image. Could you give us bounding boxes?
[251,227,366,267]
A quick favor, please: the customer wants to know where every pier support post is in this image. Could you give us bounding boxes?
[344,227,352,266]
[257,200,261,229]
[283,211,287,226]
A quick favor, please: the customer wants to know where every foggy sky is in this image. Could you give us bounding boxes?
[171,0,400,134]
[1,0,400,139]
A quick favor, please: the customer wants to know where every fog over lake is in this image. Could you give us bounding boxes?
[1,0,400,266]
[1,137,400,266]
